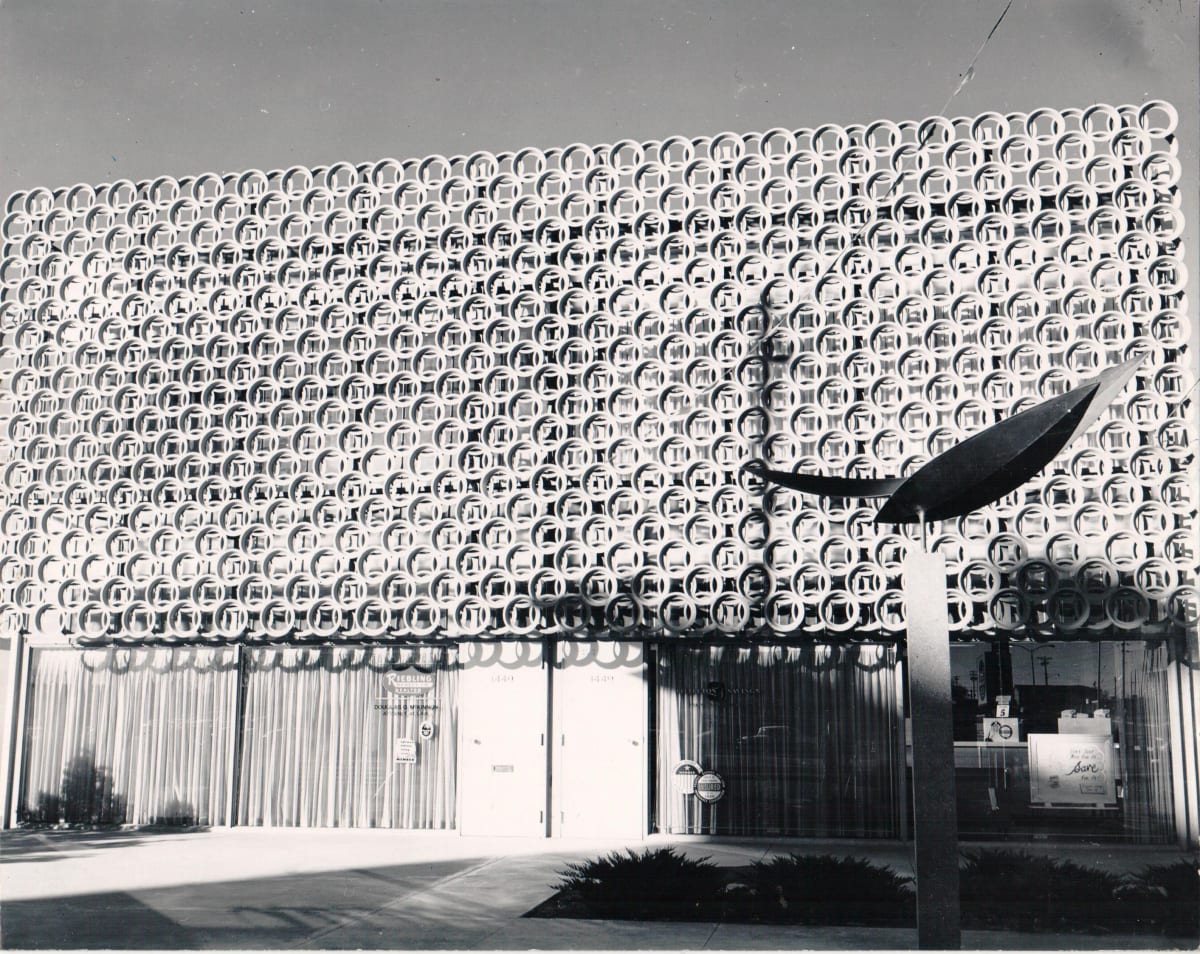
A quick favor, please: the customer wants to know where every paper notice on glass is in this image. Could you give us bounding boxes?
[1028,733,1116,807]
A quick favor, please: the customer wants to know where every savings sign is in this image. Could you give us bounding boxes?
[1028,734,1117,807]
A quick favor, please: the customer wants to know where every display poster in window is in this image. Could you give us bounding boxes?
[983,716,1020,744]
[1028,733,1116,807]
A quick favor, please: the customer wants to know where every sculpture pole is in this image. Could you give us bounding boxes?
[905,524,960,948]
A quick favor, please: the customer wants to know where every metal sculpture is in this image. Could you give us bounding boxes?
[748,351,1148,950]
[747,353,1146,526]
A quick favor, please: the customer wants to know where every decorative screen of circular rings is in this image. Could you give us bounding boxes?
[1,101,1195,644]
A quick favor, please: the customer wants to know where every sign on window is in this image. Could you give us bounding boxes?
[1028,733,1116,808]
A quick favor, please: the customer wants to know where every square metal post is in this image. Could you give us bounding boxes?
[904,549,961,949]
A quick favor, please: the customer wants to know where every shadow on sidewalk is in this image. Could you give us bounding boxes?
[1,857,488,950]
[0,828,210,864]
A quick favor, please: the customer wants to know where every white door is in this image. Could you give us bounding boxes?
[458,642,547,836]
[554,641,646,838]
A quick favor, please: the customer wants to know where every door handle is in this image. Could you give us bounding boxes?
[473,738,482,745]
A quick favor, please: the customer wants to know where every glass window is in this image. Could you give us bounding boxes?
[936,640,1176,843]
[656,643,902,838]
[237,645,458,828]
[20,647,237,826]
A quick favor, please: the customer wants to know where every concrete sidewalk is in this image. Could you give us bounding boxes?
[1,828,1194,950]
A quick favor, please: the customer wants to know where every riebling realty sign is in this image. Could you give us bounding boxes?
[374,670,438,712]
[1028,734,1117,808]
[384,671,436,696]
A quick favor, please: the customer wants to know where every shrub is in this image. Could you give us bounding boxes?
[1117,861,1200,938]
[552,847,723,919]
[147,800,198,827]
[959,849,1123,932]
[745,854,914,924]
[535,847,1196,937]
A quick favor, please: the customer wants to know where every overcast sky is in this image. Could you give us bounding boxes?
[0,1,1195,188]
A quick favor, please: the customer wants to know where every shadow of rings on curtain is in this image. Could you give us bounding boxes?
[277,647,325,672]
[807,644,842,672]
[849,643,892,672]
[460,640,542,670]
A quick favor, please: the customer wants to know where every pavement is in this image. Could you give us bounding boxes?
[0,827,1195,950]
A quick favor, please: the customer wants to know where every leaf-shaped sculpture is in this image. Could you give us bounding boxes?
[747,353,1145,525]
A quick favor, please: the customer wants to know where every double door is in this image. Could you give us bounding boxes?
[458,641,645,838]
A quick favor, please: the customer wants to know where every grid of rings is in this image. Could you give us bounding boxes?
[0,101,1196,644]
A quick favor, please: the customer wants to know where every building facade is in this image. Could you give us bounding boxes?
[1,102,1197,845]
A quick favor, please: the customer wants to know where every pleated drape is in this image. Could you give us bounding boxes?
[237,645,458,828]
[656,643,901,837]
[1119,641,1175,843]
[19,647,237,826]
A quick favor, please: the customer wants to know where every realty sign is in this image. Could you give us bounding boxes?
[672,760,702,796]
[385,671,435,696]
[694,771,726,804]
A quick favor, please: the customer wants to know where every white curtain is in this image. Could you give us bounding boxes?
[656,643,901,837]
[237,646,458,828]
[20,647,237,826]
[1119,641,1176,842]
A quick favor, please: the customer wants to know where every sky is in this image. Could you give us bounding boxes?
[0,1,1196,192]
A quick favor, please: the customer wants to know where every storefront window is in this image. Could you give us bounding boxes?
[238,645,458,828]
[944,640,1176,843]
[19,647,238,826]
[656,643,902,838]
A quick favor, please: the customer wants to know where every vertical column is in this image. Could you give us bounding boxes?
[545,636,555,838]
[226,645,248,828]
[894,655,910,842]
[1165,644,1199,848]
[904,549,960,949]
[1,633,28,829]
